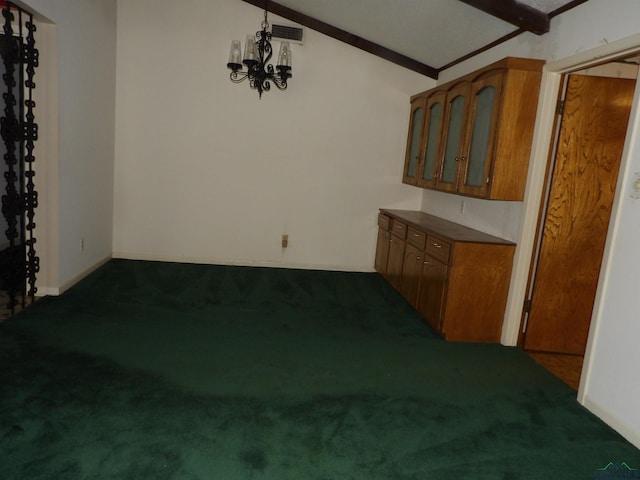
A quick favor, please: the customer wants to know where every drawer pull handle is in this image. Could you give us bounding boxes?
[423,260,430,265]
[432,243,442,248]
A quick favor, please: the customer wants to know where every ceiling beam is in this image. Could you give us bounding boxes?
[240,0,439,79]
[458,0,550,35]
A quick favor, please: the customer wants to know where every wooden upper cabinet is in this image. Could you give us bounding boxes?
[403,57,544,200]
[457,70,503,197]
[436,81,471,194]
[402,97,427,185]
[418,90,446,189]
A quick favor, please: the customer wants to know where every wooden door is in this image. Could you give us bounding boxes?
[523,74,635,354]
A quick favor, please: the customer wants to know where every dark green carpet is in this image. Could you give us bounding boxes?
[1,259,639,479]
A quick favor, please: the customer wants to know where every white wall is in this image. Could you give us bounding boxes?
[112,0,428,271]
[21,0,117,293]
[428,0,640,449]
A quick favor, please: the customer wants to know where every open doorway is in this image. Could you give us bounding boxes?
[520,58,639,389]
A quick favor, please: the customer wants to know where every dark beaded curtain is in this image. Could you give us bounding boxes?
[1,1,38,315]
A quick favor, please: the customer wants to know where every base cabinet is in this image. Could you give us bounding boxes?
[400,244,423,304]
[374,227,390,274]
[376,209,515,343]
[417,255,447,333]
[387,235,405,291]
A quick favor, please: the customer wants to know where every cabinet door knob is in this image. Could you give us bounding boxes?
[416,256,422,260]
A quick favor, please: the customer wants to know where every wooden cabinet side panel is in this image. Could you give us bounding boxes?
[489,69,542,200]
[375,228,390,274]
[442,244,515,342]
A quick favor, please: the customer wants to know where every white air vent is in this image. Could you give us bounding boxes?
[271,23,304,45]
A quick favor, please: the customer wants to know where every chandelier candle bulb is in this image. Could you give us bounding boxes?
[244,35,258,63]
[228,40,242,66]
[277,42,292,68]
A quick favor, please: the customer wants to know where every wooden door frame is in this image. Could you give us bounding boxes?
[500,35,640,400]
[516,74,568,348]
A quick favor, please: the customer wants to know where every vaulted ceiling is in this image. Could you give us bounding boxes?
[242,0,589,78]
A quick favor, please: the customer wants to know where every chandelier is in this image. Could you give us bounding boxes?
[226,2,292,98]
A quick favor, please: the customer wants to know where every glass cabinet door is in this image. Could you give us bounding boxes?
[402,97,427,185]
[418,91,446,189]
[437,82,470,193]
[459,72,503,197]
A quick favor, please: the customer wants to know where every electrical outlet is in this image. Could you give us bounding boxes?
[460,201,466,213]
[632,172,640,199]
[281,234,288,248]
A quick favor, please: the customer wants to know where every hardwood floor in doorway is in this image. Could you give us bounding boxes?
[528,351,584,390]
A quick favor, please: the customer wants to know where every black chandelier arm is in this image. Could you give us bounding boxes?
[271,77,288,91]
[229,69,249,84]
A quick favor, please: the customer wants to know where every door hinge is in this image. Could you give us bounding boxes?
[523,299,532,314]
[556,100,565,115]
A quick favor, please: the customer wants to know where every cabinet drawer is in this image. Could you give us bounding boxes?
[407,227,426,249]
[391,220,407,239]
[426,235,451,263]
[378,213,390,230]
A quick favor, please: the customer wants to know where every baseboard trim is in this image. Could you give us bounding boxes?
[37,255,112,297]
[581,395,640,450]
[112,252,375,273]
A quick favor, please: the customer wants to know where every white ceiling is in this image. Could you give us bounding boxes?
[258,0,586,76]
